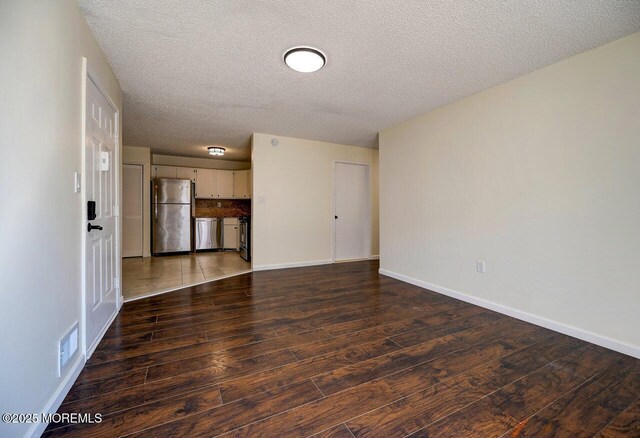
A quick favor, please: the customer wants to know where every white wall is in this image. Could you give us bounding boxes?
[380,32,640,357]
[0,1,122,436]
[152,154,250,170]
[252,133,379,269]
[123,146,151,257]
[371,149,379,257]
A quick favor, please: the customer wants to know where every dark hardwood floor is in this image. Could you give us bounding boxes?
[44,261,640,437]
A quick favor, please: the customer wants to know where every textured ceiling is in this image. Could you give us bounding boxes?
[78,1,640,161]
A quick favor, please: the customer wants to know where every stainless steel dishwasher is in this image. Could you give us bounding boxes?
[195,218,223,251]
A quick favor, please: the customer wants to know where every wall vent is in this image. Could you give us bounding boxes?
[58,322,79,377]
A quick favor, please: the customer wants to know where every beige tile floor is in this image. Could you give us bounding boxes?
[122,251,251,300]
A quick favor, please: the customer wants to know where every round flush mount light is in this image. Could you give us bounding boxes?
[283,46,326,73]
[208,147,225,156]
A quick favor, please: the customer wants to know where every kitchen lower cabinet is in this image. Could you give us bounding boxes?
[223,217,239,250]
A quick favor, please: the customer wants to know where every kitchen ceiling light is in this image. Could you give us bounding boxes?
[284,47,326,73]
[208,147,225,156]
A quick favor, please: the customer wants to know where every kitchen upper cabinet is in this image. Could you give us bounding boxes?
[195,169,216,198]
[215,170,234,198]
[156,165,252,199]
[153,165,177,179]
[233,170,252,198]
[176,167,197,182]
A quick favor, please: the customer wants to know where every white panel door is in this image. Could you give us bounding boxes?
[335,163,369,261]
[85,76,118,353]
[122,164,143,257]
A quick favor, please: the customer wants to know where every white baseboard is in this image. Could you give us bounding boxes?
[370,255,380,260]
[379,268,640,359]
[27,354,85,438]
[253,259,333,271]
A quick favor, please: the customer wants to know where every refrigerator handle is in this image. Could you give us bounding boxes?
[154,184,158,223]
[191,182,196,217]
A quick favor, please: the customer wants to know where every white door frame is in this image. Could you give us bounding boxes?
[80,57,123,358]
[122,163,144,257]
[332,160,372,262]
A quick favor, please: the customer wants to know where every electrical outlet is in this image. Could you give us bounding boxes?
[216,202,222,208]
[476,260,486,273]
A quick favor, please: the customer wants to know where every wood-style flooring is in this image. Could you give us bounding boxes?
[45,261,640,437]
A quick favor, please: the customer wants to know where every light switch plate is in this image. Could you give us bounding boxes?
[476,260,486,273]
[100,151,109,171]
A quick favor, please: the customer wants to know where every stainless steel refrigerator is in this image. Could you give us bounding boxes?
[152,179,193,255]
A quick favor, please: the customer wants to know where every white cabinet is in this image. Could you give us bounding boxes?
[215,170,234,198]
[154,166,196,181]
[154,165,252,199]
[154,165,176,178]
[233,170,252,198]
[195,169,216,198]
[153,165,177,179]
[223,218,239,250]
[195,169,232,199]
[176,167,197,182]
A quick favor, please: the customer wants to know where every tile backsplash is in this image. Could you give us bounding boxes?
[195,199,251,218]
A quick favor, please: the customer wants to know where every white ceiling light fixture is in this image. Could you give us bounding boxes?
[208,146,225,156]
[284,46,326,73]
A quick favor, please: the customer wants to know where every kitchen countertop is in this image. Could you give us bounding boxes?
[195,215,249,219]
[195,199,250,219]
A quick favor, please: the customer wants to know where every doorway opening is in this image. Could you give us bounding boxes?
[121,177,252,302]
[334,161,371,262]
[122,164,143,257]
